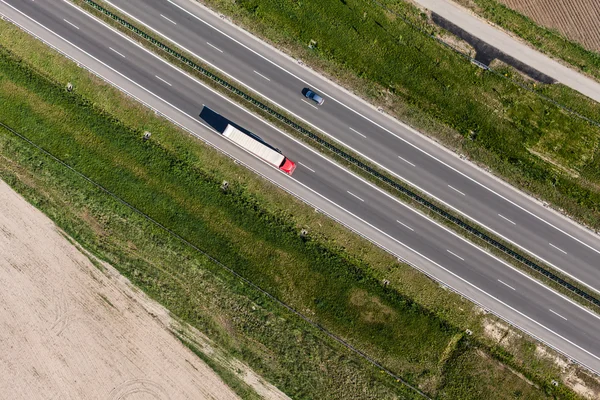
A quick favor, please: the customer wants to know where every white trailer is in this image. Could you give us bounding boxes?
[222,124,296,175]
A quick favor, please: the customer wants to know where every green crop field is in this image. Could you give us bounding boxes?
[198,0,600,233]
[0,16,593,400]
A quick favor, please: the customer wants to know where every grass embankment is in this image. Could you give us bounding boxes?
[74,0,600,313]
[194,0,600,233]
[452,0,600,81]
[0,20,589,399]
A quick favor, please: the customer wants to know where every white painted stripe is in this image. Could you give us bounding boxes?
[396,220,414,231]
[349,127,366,138]
[298,162,315,173]
[160,14,177,25]
[253,70,270,81]
[498,214,516,225]
[119,0,600,295]
[398,156,415,167]
[448,185,466,196]
[109,47,126,58]
[154,75,172,86]
[447,250,464,261]
[301,99,319,109]
[549,243,568,255]
[63,18,79,30]
[347,191,364,202]
[498,279,516,291]
[549,309,568,321]
[206,42,223,53]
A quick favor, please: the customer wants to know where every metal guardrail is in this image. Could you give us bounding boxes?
[82,0,600,309]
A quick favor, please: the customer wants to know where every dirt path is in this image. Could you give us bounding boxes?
[0,179,255,399]
[412,0,600,102]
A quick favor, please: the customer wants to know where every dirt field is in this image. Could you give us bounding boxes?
[0,179,286,400]
[496,0,600,52]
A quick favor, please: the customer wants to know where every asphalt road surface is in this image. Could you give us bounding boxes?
[1,0,600,374]
[95,0,600,297]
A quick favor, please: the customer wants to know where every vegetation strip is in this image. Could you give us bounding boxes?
[81,0,600,308]
[0,117,430,399]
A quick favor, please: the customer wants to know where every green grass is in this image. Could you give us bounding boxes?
[452,0,600,81]
[192,0,600,233]
[0,20,588,399]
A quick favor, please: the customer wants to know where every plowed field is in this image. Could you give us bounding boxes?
[498,0,600,52]
[0,179,285,400]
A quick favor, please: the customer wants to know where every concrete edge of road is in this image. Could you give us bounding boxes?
[72,0,600,312]
[3,1,600,377]
[176,0,600,246]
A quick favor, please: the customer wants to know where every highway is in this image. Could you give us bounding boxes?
[1,0,600,374]
[93,0,600,297]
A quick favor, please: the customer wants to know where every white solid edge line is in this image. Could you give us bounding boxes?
[62,18,79,30]
[396,220,414,232]
[146,0,600,266]
[155,75,172,86]
[549,309,568,321]
[447,250,464,261]
[160,14,176,25]
[498,279,516,291]
[7,0,600,371]
[347,191,364,202]
[53,0,600,325]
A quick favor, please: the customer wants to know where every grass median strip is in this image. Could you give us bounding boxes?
[0,22,591,399]
[66,0,600,313]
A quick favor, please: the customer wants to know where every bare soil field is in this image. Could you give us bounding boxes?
[0,179,285,400]
[496,0,600,52]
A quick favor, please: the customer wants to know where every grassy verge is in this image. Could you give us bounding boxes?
[0,19,590,399]
[451,0,600,81]
[182,0,600,230]
[69,0,600,313]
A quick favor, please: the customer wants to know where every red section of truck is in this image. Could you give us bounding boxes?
[279,158,297,175]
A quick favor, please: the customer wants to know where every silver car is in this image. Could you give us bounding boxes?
[304,89,324,105]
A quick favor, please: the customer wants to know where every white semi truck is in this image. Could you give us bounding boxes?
[222,124,296,175]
